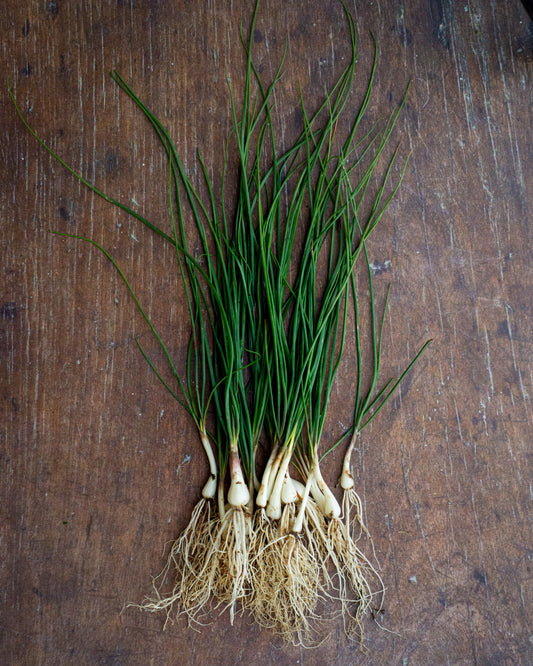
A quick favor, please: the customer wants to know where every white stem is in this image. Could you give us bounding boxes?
[281,473,299,504]
[265,446,284,500]
[227,449,250,508]
[200,430,218,499]
[291,478,306,500]
[313,463,341,519]
[292,473,314,533]
[202,474,217,499]
[266,445,293,520]
[256,443,280,508]
[217,478,226,519]
[309,477,327,514]
[338,432,357,490]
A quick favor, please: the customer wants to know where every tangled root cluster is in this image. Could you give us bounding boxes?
[135,489,383,647]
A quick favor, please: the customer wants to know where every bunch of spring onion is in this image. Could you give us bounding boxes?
[10,0,429,646]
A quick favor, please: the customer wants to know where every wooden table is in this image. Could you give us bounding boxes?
[2,1,532,663]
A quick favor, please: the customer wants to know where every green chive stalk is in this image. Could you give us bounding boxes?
[10,0,429,645]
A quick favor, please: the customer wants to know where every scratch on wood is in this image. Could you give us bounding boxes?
[400,443,437,577]
[384,513,403,613]
[483,324,494,399]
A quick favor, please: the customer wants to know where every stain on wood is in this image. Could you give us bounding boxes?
[1,0,532,664]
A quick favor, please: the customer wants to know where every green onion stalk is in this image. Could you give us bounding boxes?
[9,0,429,646]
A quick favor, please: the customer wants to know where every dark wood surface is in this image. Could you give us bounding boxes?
[2,1,532,664]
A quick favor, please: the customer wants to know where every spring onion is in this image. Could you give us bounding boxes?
[9,0,430,646]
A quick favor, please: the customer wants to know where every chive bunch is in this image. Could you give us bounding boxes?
[10,0,429,646]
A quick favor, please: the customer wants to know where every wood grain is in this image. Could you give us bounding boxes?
[2,1,532,664]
